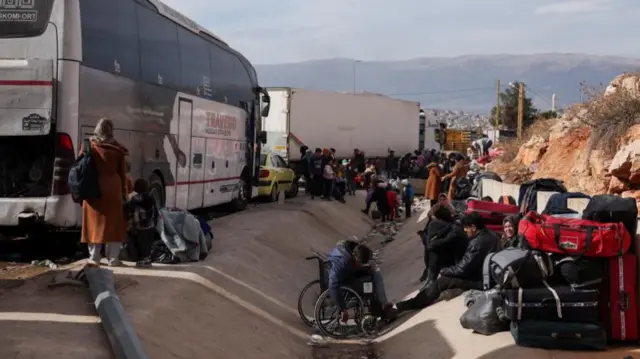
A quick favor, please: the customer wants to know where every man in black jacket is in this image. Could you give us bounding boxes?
[391,211,500,314]
[310,148,324,199]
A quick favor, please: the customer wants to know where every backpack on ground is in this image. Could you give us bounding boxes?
[68,138,101,202]
[582,194,638,240]
[483,247,555,290]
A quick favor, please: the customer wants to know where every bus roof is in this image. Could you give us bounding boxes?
[146,0,228,46]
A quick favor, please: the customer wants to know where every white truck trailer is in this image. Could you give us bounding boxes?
[262,87,427,163]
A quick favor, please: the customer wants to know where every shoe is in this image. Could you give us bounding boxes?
[384,304,398,322]
[135,260,152,268]
[108,259,123,267]
[361,209,369,214]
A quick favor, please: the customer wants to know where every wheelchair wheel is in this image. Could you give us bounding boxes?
[313,286,365,339]
[298,280,322,327]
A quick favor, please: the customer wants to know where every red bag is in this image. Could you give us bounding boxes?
[519,211,631,257]
[602,254,639,342]
[466,199,519,224]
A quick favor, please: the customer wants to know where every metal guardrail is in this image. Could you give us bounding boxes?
[85,267,149,359]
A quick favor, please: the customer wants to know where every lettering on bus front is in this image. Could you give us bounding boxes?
[0,0,36,22]
[206,112,236,136]
[0,0,53,38]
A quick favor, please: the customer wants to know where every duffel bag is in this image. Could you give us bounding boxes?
[519,211,631,257]
[483,247,554,290]
[582,194,638,240]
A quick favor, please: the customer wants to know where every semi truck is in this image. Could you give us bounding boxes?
[261,87,429,164]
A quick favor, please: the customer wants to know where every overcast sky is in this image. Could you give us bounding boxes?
[162,0,638,65]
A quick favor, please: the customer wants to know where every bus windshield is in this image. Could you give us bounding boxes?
[0,0,54,39]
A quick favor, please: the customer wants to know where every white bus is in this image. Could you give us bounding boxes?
[0,0,270,235]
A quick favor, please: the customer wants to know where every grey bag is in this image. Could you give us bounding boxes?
[483,248,554,290]
[460,289,509,335]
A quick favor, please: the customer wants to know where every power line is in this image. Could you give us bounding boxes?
[387,87,495,96]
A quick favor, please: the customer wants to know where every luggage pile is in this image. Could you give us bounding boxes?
[466,194,640,352]
[465,198,519,235]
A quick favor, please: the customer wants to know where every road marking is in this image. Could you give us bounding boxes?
[108,267,308,340]
[0,312,100,324]
[200,265,299,317]
[146,263,299,318]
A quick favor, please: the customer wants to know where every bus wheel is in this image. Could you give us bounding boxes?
[231,177,249,211]
[148,173,166,209]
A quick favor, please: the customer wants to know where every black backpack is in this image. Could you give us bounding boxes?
[68,139,101,202]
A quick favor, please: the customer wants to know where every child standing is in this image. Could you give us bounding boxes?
[386,185,399,221]
[126,178,158,267]
[401,179,415,218]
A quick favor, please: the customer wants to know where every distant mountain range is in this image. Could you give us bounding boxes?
[255,54,640,115]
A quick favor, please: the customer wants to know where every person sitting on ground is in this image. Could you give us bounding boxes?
[501,216,521,249]
[392,211,500,315]
[327,239,393,323]
[125,179,159,267]
[420,206,468,286]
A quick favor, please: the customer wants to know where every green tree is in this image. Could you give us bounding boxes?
[490,82,539,129]
[539,110,558,119]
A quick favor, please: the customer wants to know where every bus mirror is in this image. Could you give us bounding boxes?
[261,102,270,117]
[258,131,267,144]
[259,87,271,117]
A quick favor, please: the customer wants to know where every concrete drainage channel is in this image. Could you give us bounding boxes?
[84,267,149,359]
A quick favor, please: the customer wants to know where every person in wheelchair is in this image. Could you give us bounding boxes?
[327,239,393,323]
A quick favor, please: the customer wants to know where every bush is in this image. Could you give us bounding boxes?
[577,80,640,156]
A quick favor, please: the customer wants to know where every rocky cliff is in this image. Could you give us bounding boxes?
[488,73,640,210]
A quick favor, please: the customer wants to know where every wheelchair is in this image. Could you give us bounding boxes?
[298,251,385,339]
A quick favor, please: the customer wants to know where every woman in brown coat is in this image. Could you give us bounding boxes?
[424,162,443,206]
[81,118,130,267]
[441,156,469,200]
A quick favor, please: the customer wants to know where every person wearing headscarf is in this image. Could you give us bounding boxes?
[81,118,130,267]
[501,216,521,249]
[424,160,443,206]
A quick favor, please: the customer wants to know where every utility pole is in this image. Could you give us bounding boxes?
[517,83,525,139]
[494,79,500,142]
[352,60,361,94]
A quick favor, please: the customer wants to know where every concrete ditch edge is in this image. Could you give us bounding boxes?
[85,267,149,359]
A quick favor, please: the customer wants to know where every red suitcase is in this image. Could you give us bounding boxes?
[603,253,639,342]
[465,199,519,225]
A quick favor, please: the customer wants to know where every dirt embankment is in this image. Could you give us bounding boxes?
[488,73,640,211]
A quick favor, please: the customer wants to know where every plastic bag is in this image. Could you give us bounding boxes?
[460,289,508,335]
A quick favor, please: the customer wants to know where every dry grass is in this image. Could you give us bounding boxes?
[497,118,557,162]
[577,82,640,156]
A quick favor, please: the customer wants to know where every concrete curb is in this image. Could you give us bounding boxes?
[85,267,149,359]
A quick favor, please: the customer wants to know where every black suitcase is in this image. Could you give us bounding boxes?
[504,284,599,322]
[511,321,607,351]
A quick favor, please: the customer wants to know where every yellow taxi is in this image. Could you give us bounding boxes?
[257,152,298,201]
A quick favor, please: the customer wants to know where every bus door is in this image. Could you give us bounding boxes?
[175,99,192,210]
